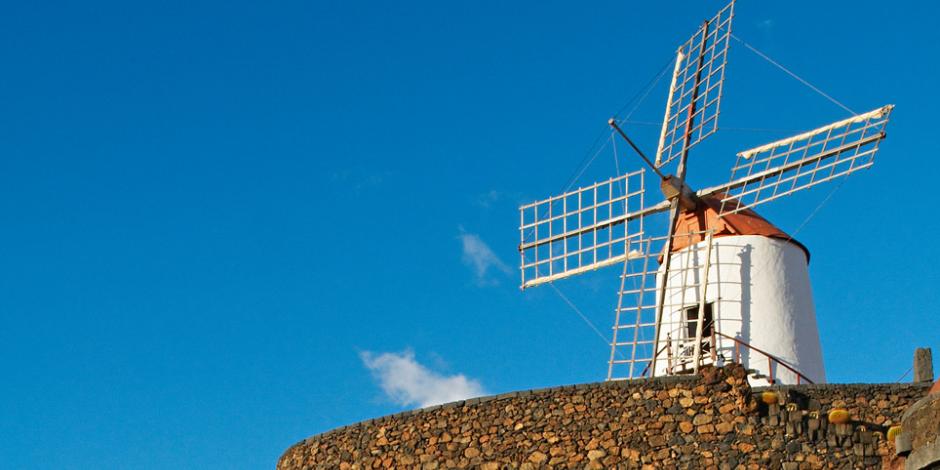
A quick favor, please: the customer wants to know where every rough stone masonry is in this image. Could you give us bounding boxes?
[278,364,928,469]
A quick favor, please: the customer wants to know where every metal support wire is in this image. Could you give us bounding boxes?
[526,253,621,357]
[730,33,856,116]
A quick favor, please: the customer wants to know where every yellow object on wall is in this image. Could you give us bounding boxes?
[828,408,850,424]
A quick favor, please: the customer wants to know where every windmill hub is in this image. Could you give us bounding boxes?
[659,175,698,211]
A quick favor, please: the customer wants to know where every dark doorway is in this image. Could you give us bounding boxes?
[685,302,714,343]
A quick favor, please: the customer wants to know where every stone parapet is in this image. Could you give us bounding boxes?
[278,365,927,469]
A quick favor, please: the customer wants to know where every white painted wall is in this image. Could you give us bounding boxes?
[651,235,826,386]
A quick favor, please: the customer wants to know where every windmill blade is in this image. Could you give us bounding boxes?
[654,0,735,169]
[519,169,667,289]
[697,105,894,215]
[609,180,685,379]
[608,229,716,380]
[608,235,664,380]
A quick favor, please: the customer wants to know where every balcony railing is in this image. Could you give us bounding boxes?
[638,330,815,385]
[713,331,814,385]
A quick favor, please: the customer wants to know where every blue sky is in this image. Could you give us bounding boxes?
[1,1,938,469]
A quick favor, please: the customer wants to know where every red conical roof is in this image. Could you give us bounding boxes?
[669,194,810,262]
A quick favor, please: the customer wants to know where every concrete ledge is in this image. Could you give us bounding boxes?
[905,438,940,470]
[902,390,940,422]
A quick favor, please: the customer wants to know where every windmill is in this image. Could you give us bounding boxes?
[517,0,893,385]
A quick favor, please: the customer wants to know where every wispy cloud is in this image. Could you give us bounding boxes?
[329,168,391,192]
[458,230,511,285]
[360,350,486,408]
[475,189,502,208]
[473,189,525,209]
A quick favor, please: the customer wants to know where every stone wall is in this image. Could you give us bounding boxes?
[897,388,940,469]
[278,365,927,469]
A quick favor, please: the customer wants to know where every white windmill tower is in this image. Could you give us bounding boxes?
[517,1,893,386]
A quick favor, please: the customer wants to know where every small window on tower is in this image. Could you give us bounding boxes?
[685,302,714,341]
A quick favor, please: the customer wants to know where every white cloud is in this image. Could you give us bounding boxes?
[329,168,391,192]
[757,18,775,32]
[360,350,486,408]
[474,189,525,209]
[475,189,501,208]
[459,231,511,285]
